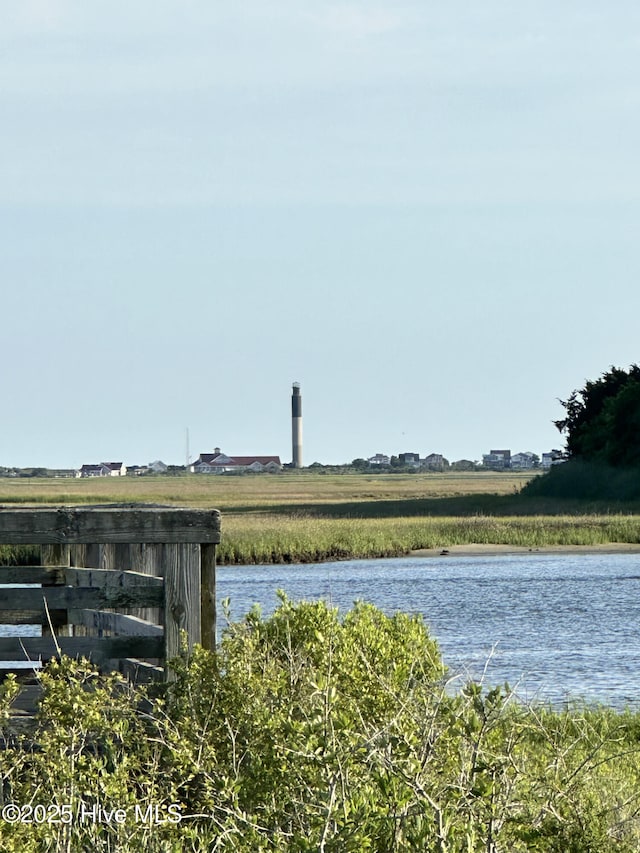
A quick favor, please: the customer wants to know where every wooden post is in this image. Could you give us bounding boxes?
[41,544,71,637]
[201,543,216,651]
[70,544,86,567]
[99,544,117,570]
[84,543,101,568]
[162,543,201,675]
[41,544,70,567]
[129,543,163,626]
[114,543,130,570]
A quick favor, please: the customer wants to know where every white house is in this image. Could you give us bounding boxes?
[368,453,390,466]
[510,452,538,469]
[78,462,127,478]
[103,461,126,476]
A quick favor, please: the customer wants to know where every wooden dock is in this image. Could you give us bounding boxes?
[0,506,221,710]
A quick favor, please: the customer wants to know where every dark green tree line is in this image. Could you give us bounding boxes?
[554,364,640,467]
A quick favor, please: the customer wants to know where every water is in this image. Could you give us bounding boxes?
[216,553,640,708]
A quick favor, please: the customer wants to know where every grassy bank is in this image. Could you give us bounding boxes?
[3,471,640,563]
[218,512,640,563]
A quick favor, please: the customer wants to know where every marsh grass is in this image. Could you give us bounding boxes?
[0,544,38,565]
[218,513,640,563]
[3,472,640,564]
[0,471,536,509]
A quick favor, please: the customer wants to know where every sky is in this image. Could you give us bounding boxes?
[2,1,640,468]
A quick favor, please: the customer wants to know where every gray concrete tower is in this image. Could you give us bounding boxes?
[291,382,303,468]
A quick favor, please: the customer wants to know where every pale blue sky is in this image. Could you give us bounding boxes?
[2,2,639,468]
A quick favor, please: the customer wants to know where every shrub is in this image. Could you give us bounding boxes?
[2,600,640,851]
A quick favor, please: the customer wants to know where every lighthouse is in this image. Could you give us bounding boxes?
[291,382,303,468]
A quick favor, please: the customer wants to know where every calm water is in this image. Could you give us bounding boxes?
[217,553,640,708]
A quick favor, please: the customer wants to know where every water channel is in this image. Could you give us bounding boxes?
[217,552,640,709]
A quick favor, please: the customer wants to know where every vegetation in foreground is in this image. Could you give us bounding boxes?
[2,598,640,852]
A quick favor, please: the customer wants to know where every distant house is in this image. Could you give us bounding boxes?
[78,464,105,478]
[127,465,149,476]
[148,460,168,474]
[510,452,538,470]
[399,452,421,468]
[103,461,126,476]
[78,462,127,478]
[541,450,564,468]
[422,453,447,471]
[190,449,281,474]
[367,453,390,466]
[482,450,511,470]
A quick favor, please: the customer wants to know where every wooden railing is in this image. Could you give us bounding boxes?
[0,506,220,683]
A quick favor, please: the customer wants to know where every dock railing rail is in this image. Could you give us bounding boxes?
[0,506,220,684]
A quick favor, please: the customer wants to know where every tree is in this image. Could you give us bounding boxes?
[351,458,369,471]
[451,459,478,471]
[554,364,640,467]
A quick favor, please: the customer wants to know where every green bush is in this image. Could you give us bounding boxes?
[2,599,640,851]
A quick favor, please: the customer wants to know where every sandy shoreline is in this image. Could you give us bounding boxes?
[411,542,640,558]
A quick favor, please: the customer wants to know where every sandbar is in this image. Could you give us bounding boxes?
[411,543,640,558]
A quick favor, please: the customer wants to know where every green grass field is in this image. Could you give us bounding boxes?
[0,469,536,509]
[2,470,640,563]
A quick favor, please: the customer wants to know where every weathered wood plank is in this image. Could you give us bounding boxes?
[0,636,164,661]
[114,658,164,683]
[8,684,42,713]
[41,543,70,567]
[201,542,216,651]
[0,566,65,584]
[0,508,221,544]
[0,609,66,626]
[128,543,163,626]
[70,543,86,567]
[67,609,163,637]
[163,543,201,664]
[84,543,101,568]
[0,586,163,611]
[64,568,164,589]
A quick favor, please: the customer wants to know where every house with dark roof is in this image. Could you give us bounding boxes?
[78,462,127,478]
[398,452,421,468]
[482,450,511,470]
[422,453,447,471]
